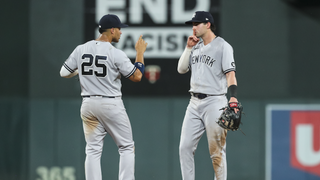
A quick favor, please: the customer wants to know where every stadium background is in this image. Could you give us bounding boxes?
[1,0,320,179]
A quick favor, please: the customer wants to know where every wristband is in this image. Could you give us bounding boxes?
[228,85,237,98]
[134,62,145,74]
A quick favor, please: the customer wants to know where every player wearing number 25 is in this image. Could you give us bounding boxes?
[177,11,239,180]
[60,14,147,180]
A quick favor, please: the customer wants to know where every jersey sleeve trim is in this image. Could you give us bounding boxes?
[224,68,236,74]
[124,66,137,78]
[63,63,75,73]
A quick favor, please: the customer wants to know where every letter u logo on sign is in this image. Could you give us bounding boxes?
[291,111,320,177]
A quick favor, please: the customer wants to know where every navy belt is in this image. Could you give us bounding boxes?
[82,95,115,98]
[191,93,209,99]
[191,93,224,99]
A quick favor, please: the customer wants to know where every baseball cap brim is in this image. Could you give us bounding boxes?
[185,19,204,25]
[119,23,129,28]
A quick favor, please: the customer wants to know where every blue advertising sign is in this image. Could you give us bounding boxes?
[266,105,320,180]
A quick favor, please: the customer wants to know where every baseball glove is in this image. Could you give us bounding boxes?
[217,102,243,131]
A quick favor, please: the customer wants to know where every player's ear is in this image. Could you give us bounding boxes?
[110,28,115,34]
[206,22,211,29]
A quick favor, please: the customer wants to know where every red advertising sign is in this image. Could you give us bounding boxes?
[290,111,320,177]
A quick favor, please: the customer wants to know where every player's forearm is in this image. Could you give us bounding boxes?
[226,71,238,100]
[177,46,192,74]
[135,52,145,64]
[226,71,237,87]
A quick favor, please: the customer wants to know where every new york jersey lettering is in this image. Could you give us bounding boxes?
[191,55,216,67]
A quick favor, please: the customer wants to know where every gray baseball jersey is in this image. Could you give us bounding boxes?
[188,36,235,95]
[63,40,136,97]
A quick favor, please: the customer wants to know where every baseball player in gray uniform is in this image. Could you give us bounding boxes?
[177,11,239,180]
[60,14,147,180]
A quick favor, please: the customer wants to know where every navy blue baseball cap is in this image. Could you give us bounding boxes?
[99,14,128,29]
[185,11,214,25]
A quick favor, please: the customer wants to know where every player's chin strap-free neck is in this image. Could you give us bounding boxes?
[96,34,113,43]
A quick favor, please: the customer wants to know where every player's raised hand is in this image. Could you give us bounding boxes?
[186,30,200,48]
[135,35,148,53]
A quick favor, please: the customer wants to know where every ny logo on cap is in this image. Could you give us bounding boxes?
[192,13,196,18]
